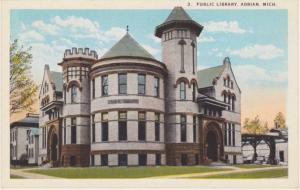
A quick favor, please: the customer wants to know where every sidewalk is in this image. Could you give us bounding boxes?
[10,168,61,179]
[146,166,288,179]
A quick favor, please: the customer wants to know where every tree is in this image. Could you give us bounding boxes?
[243,115,269,134]
[10,39,38,114]
[274,112,286,128]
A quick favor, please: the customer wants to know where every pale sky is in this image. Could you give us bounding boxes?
[10,9,287,127]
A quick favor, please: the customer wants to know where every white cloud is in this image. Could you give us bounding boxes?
[227,44,284,60]
[233,64,288,86]
[199,35,215,42]
[142,44,160,55]
[52,16,100,33]
[32,20,59,35]
[18,30,45,42]
[104,27,126,40]
[203,21,248,34]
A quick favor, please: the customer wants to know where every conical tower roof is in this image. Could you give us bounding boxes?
[101,33,156,60]
[165,6,193,22]
[155,6,203,38]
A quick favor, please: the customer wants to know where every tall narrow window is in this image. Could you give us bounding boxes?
[154,77,160,97]
[71,84,77,103]
[118,154,127,166]
[180,115,187,142]
[138,154,147,166]
[193,116,197,143]
[138,112,146,141]
[118,73,127,95]
[71,117,76,144]
[101,154,108,166]
[228,96,231,111]
[63,119,66,144]
[155,113,160,141]
[92,114,95,143]
[192,83,196,102]
[191,41,196,74]
[101,112,108,141]
[63,88,66,104]
[118,111,127,141]
[232,124,235,146]
[155,154,161,165]
[102,75,108,96]
[228,123,231,146]
[224,123,227,146]
[92,79,95,98]
[138,74,146,95]
[180,82,186,100]
[232,97,235,111]
[91,155,95,166]
[178,39,186,73]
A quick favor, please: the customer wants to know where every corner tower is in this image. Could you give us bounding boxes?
[58,48,98,167]
[155,7,203,165]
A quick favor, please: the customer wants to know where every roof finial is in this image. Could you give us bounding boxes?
[126,25,129,33]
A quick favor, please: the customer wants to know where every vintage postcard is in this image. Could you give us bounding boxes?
[0,0,298,189]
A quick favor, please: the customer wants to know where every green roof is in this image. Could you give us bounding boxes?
[197,65,225,88]
[155,7,203,38]
[101,33,156,60]
[165,6,193,22]
[50,71,63,92]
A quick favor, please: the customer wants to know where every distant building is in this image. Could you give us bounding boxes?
[242,127,288,165]
[28,128,39,165]
[39,6,242,167]
[10,113,39,165]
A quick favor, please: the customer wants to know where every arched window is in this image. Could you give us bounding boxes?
[223,93,227,103]
[180,81,186,100]
[71,84,77,103]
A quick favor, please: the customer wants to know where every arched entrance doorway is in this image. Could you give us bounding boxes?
[206,131,218,161]
[51,133,58,161]
[203,121,224,162]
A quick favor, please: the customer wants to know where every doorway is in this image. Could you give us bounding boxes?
[206,131,218,161]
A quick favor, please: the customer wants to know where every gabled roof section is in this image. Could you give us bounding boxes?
[197,65,225,88]
[101,33,156,61]
[50,71,63,92]
[165,6,193,22]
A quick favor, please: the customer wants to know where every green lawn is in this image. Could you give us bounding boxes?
[197,168,288,179]
[234,164,276,169]
[10,174,25,179]
[27,166,230,178]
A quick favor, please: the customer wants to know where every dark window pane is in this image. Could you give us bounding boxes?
[102,122,108,141]
[91,155,95,166]
[155,113,160,141]
[138,121,146,141]
[181,154,188,166]
[118,121,127,141]
[155,154,161,165]
[102,75,108,96]
[118,74,127,94]
[101,154,108,166]
[180,115,186,142]
[71,125,76,144]
[138,154,147,166]
[92,124,95,142]
[138,74,146,95]
[154,77,160,97]
[118,154,127,166]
